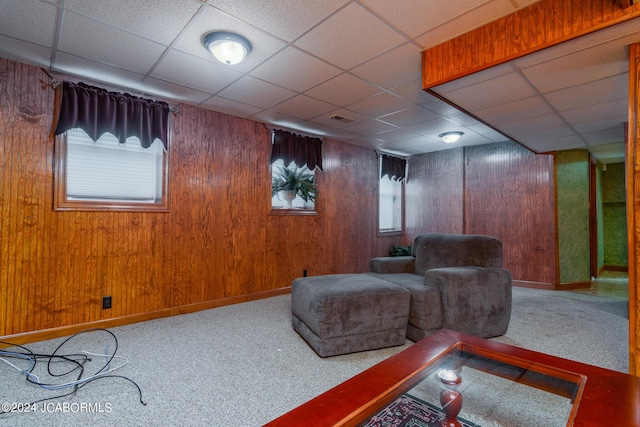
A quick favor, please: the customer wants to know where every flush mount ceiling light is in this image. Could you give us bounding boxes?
[439,131,464,144]
[203,31,252,65]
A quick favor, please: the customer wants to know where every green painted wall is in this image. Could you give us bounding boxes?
[602,162,628,268]
[556,150,590,284]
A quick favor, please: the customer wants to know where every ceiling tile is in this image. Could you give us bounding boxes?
[58,11,166,73]
[304,73,381,106]
[519,40,629,93]
[377,106,440,127]
[64,0,201,46]
[53,52,146,91]
[347,92,413,118]
[350,43,422,89]
[516,126,576,144]
[151,50,243,93]
[474,96,553,126]
[391,79,436,105]
[498,113,567,136]
[374,128,422,143]
[0,0,57,46]
[271,95,337,120]
[441,72,537,111]
[0,35,52,68]
[560,98,628,125]
[200,96,263,118]
[218,76,297,109]
[140,77,212,104]
[210,0,348,42]
[545,73,628,112]
[526,136,587,153]
[251,47,341,92]
[573,115,628,134]
[295,3,406,70]
[343,119,397,136]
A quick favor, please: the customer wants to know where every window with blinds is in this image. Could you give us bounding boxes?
[54,128,169,211]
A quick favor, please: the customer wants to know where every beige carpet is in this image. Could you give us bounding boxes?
[0,286,629,426]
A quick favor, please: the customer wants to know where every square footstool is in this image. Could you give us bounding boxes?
[291,274,410,357]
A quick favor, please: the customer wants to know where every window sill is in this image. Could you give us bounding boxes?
[269,208,318,216]
[378,230,403,237]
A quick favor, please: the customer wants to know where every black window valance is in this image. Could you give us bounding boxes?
[54,81,170,149]
[381,154,406,181]
[271,129,322,170]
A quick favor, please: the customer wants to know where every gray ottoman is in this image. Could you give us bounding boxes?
[291,274,410,357]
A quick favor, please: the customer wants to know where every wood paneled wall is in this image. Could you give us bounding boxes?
[0,59,401,341]
[422,0,640,88]
[406,142,557,287]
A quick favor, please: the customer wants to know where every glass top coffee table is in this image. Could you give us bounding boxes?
[266,329,640,426]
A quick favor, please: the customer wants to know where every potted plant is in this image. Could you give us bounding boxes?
[272,164,317,208]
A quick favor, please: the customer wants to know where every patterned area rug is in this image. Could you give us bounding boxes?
[362,393,480,427]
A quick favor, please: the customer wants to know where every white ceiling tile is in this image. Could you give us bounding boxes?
[0,0,57,46]
[58,11,165,73]
[516,126,576,144]
[573,115,628,134]
[377,106,440,127]
[53,52,146,90]
[250,110,304,130]
[432,62,514,93]
[581,127,625,145]
[210,0,348,42]
[343,119,397,136]
[347,92,414,118]
[441,72,537,111]
[151,50,243,93]
[545,74,628,112]
[560,98,628,125]
[305,73,381,106]
[0,35,52,68]
[474,96,553,126]
[590,143,625,163]
[498,113,567,135]
[350,43,422,89]
[271,95,337,120]
[519,40,629,93]
[200,96,263,118]
[374,128,422,143]
[391,79,437,104]
[295,3,406,70]
[140,77,212,104]
[64,0,201,46]
[251,47,341,92]
[218,76,297,109]
[526,136,587,153]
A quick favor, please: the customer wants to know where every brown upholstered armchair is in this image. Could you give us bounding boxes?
[368,233,512,341]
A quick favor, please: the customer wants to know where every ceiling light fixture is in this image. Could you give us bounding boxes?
[439,131,464,144]
[203,31,252,65]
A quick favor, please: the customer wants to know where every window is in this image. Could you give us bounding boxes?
[54,128,169,211]
[379,156,404,233]
[271,159,316,210]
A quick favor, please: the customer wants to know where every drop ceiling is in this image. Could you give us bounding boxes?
[0,0,638,163]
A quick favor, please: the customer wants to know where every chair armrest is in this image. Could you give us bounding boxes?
[370,256,415,274]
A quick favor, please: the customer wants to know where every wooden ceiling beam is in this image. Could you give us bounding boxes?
[422,0,640,89]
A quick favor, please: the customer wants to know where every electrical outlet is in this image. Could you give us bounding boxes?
[102,296,112,309]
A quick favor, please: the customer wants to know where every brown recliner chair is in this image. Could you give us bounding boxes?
[368,233,512,341]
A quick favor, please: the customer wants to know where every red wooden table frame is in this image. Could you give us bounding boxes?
[265,329,640,427]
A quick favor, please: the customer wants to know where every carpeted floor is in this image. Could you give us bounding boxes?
[0,286,629,427]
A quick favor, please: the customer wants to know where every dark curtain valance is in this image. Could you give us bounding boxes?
[381,154,406,181]
[54,81,170,149]
[271,129,322,170]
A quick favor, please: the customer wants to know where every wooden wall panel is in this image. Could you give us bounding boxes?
[465,142,557,287]
[0,59,400,341]
[405,142,557,287]
[405,148,465,242]
[422,0,640,88]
